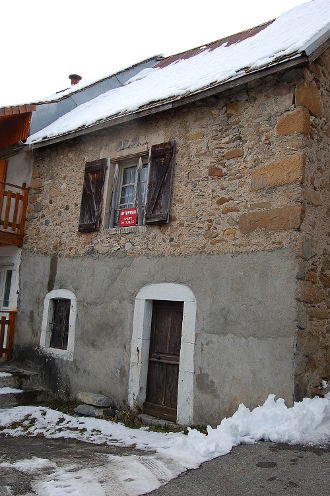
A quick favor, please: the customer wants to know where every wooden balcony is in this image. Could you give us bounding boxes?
[0,310,16,361]
[0,181,29,246]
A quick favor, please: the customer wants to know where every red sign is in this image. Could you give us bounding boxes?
[119,208,137,227]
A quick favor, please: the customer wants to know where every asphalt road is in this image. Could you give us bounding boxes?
[150,441,330,496]
[0,436,329,495]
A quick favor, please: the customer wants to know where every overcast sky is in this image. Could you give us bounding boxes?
[1,0,307,106]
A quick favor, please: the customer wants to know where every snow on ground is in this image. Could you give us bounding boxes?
[0,393,329,495]
[0,456,56,473]
[0,387,23,395]
[1,453,176,496]
[30,454,180,496]
[27,0,330,144]
[0,372,12,378]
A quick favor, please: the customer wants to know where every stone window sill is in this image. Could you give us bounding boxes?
[105,226,147,235]
[39,346,73,361]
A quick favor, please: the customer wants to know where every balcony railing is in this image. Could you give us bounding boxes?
[0,310,16,361]
[0,181,29,246]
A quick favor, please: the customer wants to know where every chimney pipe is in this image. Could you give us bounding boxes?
[69,74,82,86]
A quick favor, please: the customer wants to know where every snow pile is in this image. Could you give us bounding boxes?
[27,0,330,144]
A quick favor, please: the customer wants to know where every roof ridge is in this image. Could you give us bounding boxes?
[156,19,275,68]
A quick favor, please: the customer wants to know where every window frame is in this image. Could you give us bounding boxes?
[40,289,77,360]
[0,266,14,309]
[109,152,150,228]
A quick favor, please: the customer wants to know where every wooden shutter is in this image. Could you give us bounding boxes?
[145,141,175,224]
[78,159,107,232]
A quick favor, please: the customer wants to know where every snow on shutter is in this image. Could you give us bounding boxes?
[78,159,107,232]
[145,141,175,224]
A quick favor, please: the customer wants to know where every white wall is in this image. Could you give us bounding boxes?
[6,151,33,187]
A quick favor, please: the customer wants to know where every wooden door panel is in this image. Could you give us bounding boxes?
[144,300,183,421]
[167,311,182,356]
[145,361,165,405]
[164,363,179,410]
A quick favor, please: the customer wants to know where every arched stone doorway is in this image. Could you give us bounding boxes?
[128,283,196,425]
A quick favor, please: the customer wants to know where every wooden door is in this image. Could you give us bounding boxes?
[144,300,183,422]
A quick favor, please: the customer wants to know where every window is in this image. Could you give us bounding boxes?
[112,155,149,226]
[49,298,70,350]
[0,269,12,308]
[78,141,176,232]
[40,289,77,360]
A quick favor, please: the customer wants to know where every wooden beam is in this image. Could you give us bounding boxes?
[0,230,23,247]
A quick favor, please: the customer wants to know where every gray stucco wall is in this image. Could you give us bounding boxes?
[7,151,33,187]
[15,247,298,425]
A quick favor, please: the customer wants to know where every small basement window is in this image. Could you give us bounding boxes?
[40,289,77,360]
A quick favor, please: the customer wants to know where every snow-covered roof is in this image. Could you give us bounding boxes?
[0,55,163,111]
[34,55,164,104]
[28,0,330,146]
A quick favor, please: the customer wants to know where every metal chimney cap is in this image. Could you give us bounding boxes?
[69,74,82,85]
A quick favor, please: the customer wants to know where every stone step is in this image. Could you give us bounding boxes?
[0,364,40,390]
[138,413,177,428]
[0,387,45,409]
[0,371,17,388]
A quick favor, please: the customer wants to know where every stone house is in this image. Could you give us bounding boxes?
[11,1,330,425]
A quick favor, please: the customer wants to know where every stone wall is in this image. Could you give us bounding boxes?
[25,68,307,259]
[294,49,329,399]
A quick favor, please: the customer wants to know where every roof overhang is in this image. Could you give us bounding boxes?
[0,104,36,149]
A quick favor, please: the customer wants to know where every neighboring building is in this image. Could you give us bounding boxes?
[9,0,330,424]
[0,103,35,360]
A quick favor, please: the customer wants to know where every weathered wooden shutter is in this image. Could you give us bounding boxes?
[78,159,107,232]
[145,141,175,224]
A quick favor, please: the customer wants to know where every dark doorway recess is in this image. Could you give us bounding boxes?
[144,300,183,422]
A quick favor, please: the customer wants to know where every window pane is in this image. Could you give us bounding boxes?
[3,270,12,308]
[122,166,136,186]
[119,184,135,207]
[49,298,70,350]
[113,160,148,227]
